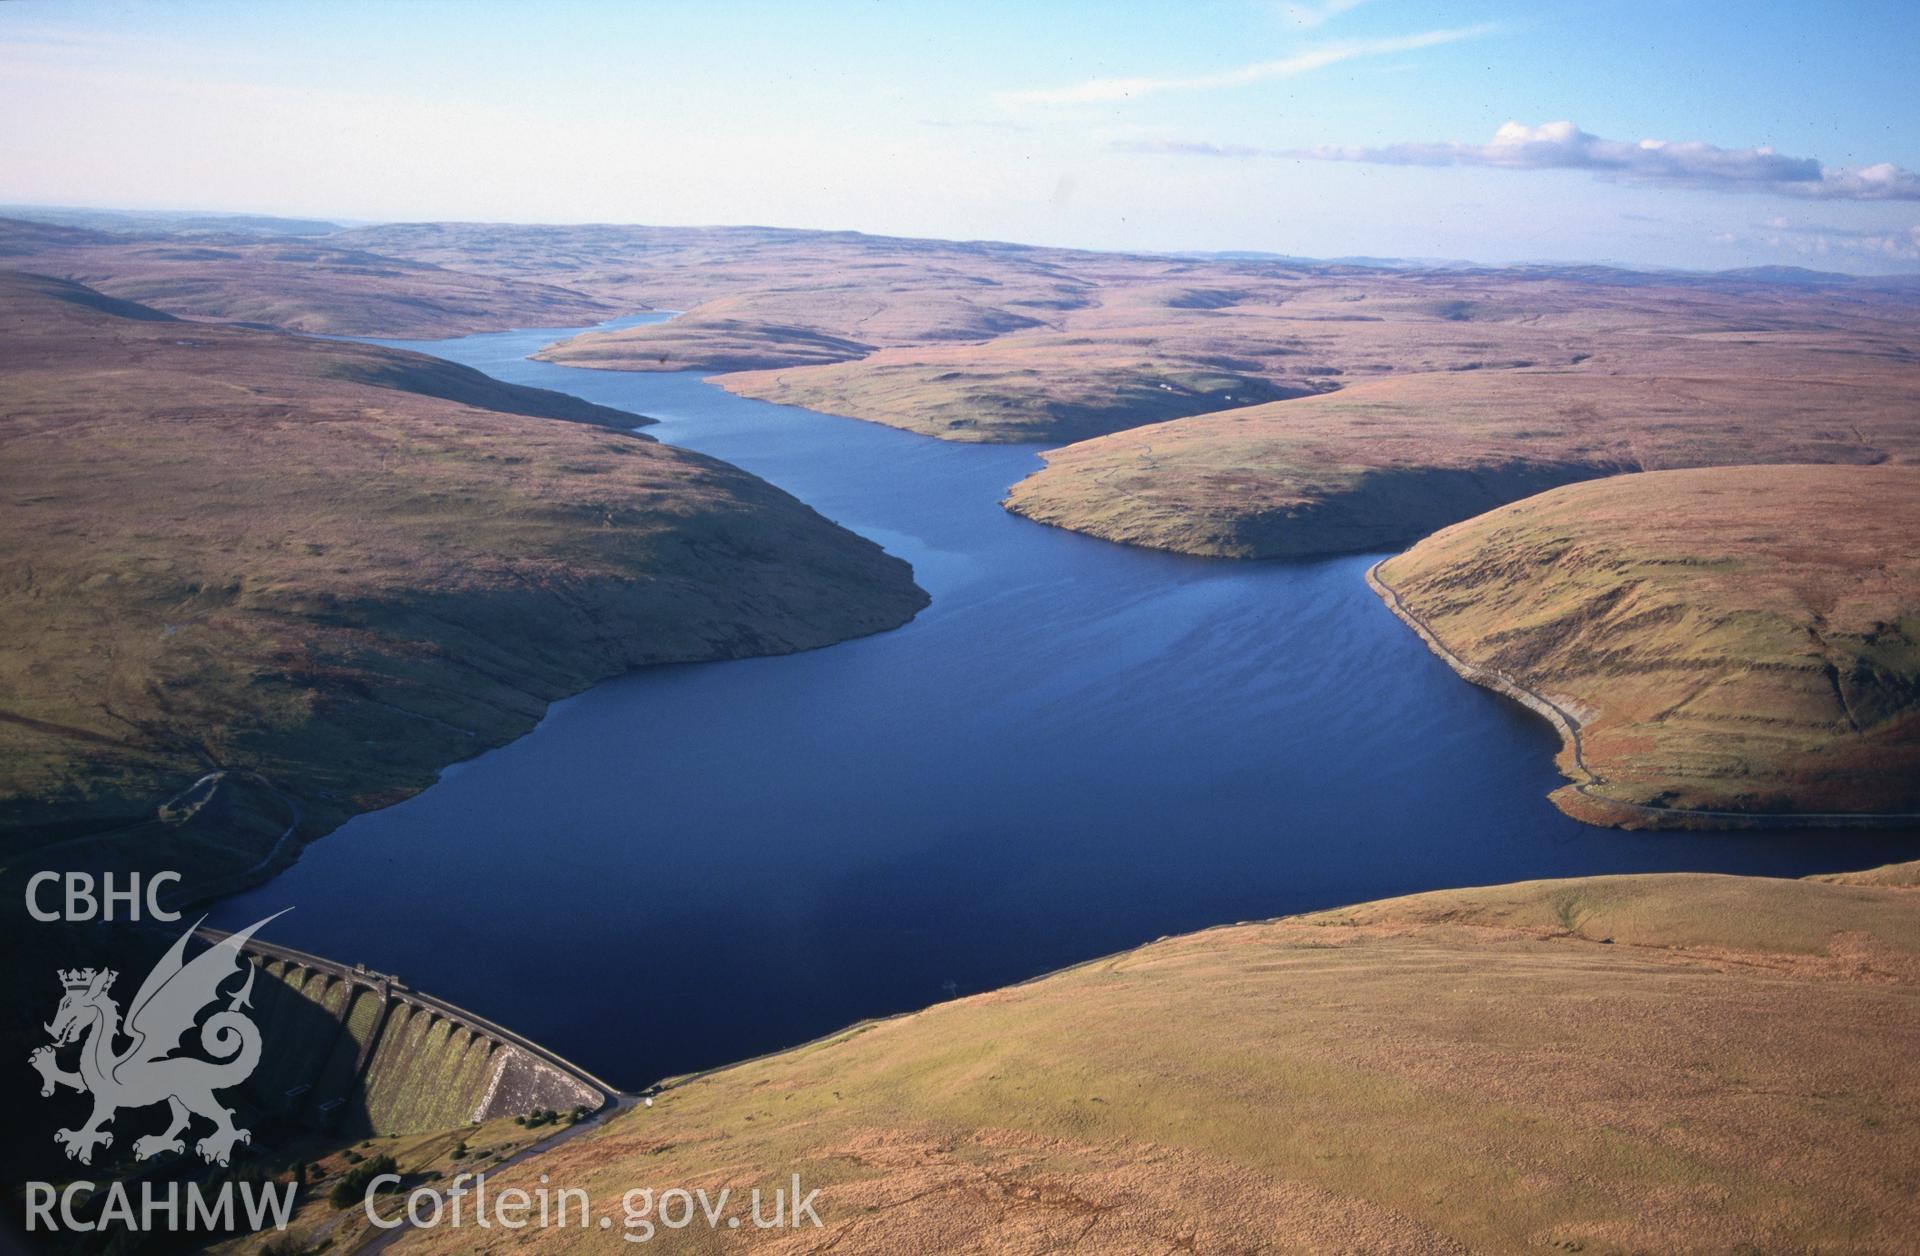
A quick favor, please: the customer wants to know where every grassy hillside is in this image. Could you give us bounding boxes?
[393,863,1920,1253]
[1375,465,1920,822]
[708,332,1316,443]
[698,273,1597,442]
[358,223,1920,454]
[538,310,877,372]
[0,217,616,336]
[1005,331,1920,557]
[332,220,1105,335]
[0,271,926,902]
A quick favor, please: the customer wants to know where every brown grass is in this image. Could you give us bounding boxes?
[392,863,1920,1254]
[357,224,1920,466]
[0,271,925,897]
[1005,326,1920,556]
[0,217,616,336]
[1376,465,1920,819]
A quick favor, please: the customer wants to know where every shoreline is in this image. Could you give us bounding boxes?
[206,335,1920,1106]
[1366,558,1920,830]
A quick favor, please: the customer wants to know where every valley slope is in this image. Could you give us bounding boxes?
[23,212,1913,829]
[0,271,926,902]
[0,217,617,336]
[340,224,1920,464]
[1373,465,1920,823]
[255,219,1920,821]
[391,862,1920,1254]
[1004,329,1920,557]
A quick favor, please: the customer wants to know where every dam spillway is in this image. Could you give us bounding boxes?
[196,927,613,1139]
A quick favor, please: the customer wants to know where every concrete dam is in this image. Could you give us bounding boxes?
[197,927,615,1138]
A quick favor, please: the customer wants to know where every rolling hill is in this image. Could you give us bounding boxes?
[385,861,1920,1253]
[0,271,926,903]
[1372,465,1920,823]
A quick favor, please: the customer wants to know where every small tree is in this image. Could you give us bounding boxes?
[329,1153,400,1209]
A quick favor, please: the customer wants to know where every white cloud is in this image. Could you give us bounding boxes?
[1756,219,1920,263]
[1811,162,1920,201]
[1118,119,1920,202]
[992,25,1495,109]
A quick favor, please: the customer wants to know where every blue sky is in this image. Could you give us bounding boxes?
[3,0,1917,271]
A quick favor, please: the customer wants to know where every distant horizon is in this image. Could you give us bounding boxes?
[4,1,1917,276]
[7,199,1918,284]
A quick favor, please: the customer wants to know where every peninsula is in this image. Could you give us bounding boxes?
[1373,465,1920,824]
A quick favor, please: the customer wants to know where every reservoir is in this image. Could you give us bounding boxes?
[212,318,1920,1089]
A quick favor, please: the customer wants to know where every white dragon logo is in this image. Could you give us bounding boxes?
[29,912,285,1167]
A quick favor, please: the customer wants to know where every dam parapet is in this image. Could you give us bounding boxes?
[195,926,615,1139]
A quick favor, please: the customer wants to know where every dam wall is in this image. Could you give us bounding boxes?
[196,926,614,1138]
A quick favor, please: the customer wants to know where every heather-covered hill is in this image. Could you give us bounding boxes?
[0,272,925,899]
[1005,328,1920,556]
[1374,465,1920,823]
[0,216,615,336]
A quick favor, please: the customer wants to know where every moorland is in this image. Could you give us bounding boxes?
[0,267,925,899]
[1375,465,1920,823]
[380,860,1920,1255]
[4,208,1918,1252]
[346,220,1920,824]
[7,210,1917,829]
[0,216,615,336]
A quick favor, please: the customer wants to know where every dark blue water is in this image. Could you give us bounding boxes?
[214,317,1920,1088]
